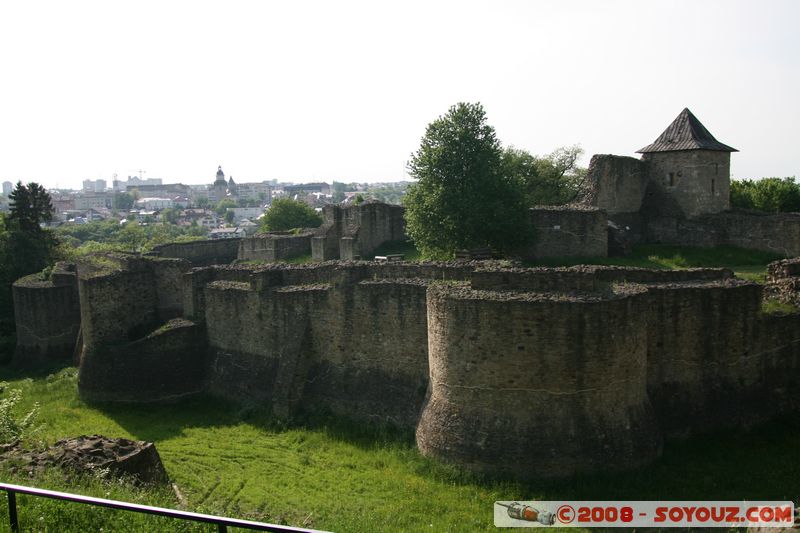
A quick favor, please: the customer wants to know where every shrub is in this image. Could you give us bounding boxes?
[0,383,40,443]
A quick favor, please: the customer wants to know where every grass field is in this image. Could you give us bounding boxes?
[526,244,783,282]
[365,241,782,282]
[0,366,798,532]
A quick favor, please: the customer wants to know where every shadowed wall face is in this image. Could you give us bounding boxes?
[642,150,731,218]
[525,207,608,259]
[312,202,405,260]
[584,154,648,214]
[152,239,241,266]
[12,263,81,366]
[416,284,662,479]
[237,232,312,262]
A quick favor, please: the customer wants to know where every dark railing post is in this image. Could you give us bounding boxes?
[218,524,228,533]
[7,490,18,532]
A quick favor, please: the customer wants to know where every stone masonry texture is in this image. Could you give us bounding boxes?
[51,257,800,480]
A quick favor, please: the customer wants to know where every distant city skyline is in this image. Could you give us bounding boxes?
[1,0,798,190]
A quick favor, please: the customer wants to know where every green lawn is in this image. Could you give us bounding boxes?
[369,242,782,282]
[526,244,783,281]
[0,367,798,532]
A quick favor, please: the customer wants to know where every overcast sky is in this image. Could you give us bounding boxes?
[1,0,797,189]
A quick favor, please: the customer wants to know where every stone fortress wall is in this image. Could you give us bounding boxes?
[237,231,314,262]
[151,239,241,266]
[584,152,800,257]
[12,262,81,366]
[312,201,406,260]
[526,206,608,259]
[62,256,800,480]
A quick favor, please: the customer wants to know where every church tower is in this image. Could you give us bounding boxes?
[212,165,227,203]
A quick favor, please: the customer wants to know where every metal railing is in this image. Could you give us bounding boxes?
[0,482,327,533]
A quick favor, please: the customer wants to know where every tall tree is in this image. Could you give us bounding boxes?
[503,145,586,206]
[8,182,54,232]
[404,102,530,258]
[260,198,322,232]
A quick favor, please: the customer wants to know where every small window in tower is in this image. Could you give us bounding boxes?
[668,172,675,186]
[711,179,715,194]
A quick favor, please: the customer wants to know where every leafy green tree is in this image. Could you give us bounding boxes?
[215,198,237,216]
[196,196,210,208]
[225,210,235,225]
[117,222,146,253]
[161,208,179,225]
[260,198,322,232]
[731,177,800,213]
[8,182,53,232]
[404,102,531,258]
[238,197,259,208]
[503,145,586,206]
[113,192,135,210]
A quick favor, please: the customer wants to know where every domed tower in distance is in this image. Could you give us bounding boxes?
[211,165,227,203]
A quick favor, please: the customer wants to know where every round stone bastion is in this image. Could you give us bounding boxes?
[416,282,662,479]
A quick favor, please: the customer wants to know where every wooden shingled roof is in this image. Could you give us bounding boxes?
[637,108,738,153]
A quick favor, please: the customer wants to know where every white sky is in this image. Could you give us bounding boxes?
[1,0,798,189]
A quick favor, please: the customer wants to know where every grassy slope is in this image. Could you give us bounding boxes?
[526,244,783,282]
[1,368,799,532]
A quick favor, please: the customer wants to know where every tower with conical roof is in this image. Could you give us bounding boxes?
[638,108,737,218]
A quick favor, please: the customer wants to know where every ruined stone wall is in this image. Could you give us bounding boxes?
[78,318,206,403]
[644,280,763,436]
[470,265,731,292]
[342,202,406,259]
[312,202,405,260]
[201,264,449,427]
[641,150,731,218]
[524,206,607,259]
[417,283,661,479]
[12,263,81,366]
[71,260,800,480]
[303,280,430,427]
[77,255,199,402]
[583,155,648,214]
[237,232,312,262]
[311,206,344,261]
[645,210,800,257]
[152,239,240,266]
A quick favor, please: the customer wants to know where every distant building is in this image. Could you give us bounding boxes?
[136,197,174,211]
[74,193,113,210]
[113,176,163,192]
[237,182,273,202]
[283,183,330,195]
[2,181,13,196]
[229,207,264,223]
[126,183,190,197]
[209,227,245,239]
[237,219,259,236]
[209,166,230,204]
[82,179,106,193]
